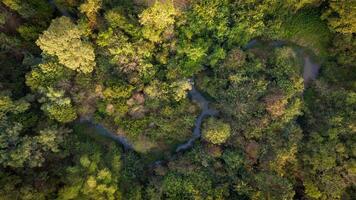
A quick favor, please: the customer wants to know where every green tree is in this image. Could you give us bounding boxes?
[144,79,192,102]
[79,0,102,27]
[104,9,140,38]
[0,122,70,168]
[222,149,245,171]
[139,1,177,42]
[26,61,72,90]
[2,0,52,19]
[58,139,122,200]
[0,94,29,120]
[0,93,69,168]
[36,17,96,73]
[202,118,231,145]
[97,27,155,81]
[300,82,355,199]
[160,171,221,200]
[253,172,295,200]
[39,87,77,123]
[276,9,331,57]
[322,33,356,89]
[322,0,356,34]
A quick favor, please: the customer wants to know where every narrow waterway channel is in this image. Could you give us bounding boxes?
[47,1,320,153]
[79,85,217,154]
[77,39,321,157]
[175,86,218,152]
[48,0,320,160]
[79,119,134,150]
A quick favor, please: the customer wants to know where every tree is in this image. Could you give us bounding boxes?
[159,171,223,199]
[144,79,192,102]
[26,61,72,91]
[170,0,231,76]
[2,0,52,20]
[284,0,321,11]
[0,32,22,53]
[252,172,295,199]
[300,82,355,199]
[322,0,356,34]
[264,90,288,118]
[39,87,77,123]
[0,93,69,168]
[139,1,177,42]
[202,117,231,145]
[36,17,96,73]
[96,27,155,81]
[223,48,246,70]
[0,94,29,120]
[222,149,245,171]
[0,123,65,169]
[228,0,267,46]
[322,33,356,89]
[104,9,141,38]
[79,0,102,27]
[0,171,52,200]
[58,140,122,200]
[276,10,331,57]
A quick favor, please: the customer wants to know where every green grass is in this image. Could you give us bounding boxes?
[277,9,332,58]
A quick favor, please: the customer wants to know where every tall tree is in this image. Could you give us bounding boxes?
[36,17,96,74]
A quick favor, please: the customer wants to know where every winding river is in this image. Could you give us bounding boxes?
[79,40,320,154]
[80,85,218,153]
[48,1,320,156]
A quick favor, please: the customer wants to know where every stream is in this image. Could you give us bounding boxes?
[303,56,320,85]
[79,118,134,150]
[175,86,218,152]
[79,85,217,153]
[48,0,320,158]
[174,40,320,152]
[77,40,320,156]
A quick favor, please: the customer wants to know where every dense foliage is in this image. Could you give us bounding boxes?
[0,0,355,199]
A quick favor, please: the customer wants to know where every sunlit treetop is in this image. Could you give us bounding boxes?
[139,1,178,42]
[36,17,96,74]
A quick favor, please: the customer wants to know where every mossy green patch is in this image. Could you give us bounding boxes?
[276,9,332,58]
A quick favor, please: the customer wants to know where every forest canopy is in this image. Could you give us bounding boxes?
[0,0,355,199]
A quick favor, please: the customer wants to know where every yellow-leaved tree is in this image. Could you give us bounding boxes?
[36,17,96,73]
